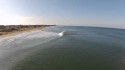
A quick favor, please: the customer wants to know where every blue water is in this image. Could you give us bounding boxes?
[12,26,125,70]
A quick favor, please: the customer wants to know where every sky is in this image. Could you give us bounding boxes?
[0,0,125,29]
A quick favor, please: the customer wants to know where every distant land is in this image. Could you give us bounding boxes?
[0,25,55,37]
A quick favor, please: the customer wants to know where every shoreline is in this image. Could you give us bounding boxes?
[0,25,56,70]
[0,26,51,39]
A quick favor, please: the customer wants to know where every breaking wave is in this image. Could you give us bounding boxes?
[58,31,65,37]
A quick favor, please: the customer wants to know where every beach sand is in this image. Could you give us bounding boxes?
[0,26,48,39]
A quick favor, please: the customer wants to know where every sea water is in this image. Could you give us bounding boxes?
[0,26,125,70]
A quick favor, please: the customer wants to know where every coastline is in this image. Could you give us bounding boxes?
[0,26,49,39]
[0,25,57,70]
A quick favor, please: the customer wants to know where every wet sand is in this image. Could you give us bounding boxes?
[0,26,48,39]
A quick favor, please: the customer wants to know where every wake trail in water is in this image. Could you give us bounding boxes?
[0,30,61,70]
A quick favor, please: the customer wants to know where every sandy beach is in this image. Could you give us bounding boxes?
[0,25,52,39]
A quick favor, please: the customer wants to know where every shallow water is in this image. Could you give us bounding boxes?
[1,26,125,70]
[0,30,59,70]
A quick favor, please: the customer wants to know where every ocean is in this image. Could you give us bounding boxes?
[0,26,125,70]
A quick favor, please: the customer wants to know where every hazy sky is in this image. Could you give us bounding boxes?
[0,0,125,28]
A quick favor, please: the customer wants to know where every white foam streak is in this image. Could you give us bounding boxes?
[58,31,65,37]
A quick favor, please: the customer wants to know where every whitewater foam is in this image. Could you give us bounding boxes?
[58,31,65,37]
